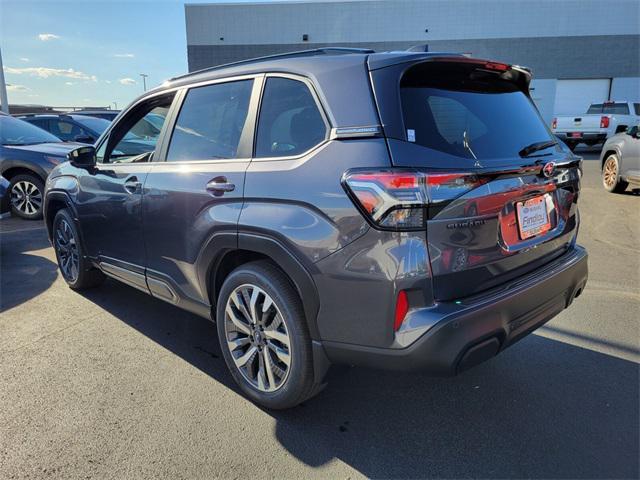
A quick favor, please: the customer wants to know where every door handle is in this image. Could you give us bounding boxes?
[206,177,235,196]
[123,176,142,194]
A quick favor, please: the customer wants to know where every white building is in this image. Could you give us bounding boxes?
[185,0,640,123]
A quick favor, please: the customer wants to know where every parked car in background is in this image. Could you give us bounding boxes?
[0,174,10,215]
[44,49,588,409]
[600,124,640,193]
[18,113,111,144]
[0,114,83,219]
[72,110,120,121]
[552,101,640,150]
[22,112,162,146]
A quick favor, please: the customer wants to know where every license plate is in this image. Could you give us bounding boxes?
[570,132,582,138]
[516,195,551,240]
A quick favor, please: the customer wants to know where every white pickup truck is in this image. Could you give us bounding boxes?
[551,101,640,150]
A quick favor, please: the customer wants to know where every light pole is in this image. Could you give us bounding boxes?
[0,46,9,114]
[139,73,148,92]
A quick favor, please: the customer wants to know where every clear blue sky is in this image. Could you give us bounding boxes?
[0,0,292,109]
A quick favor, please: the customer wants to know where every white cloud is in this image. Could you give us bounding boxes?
[6,84,30,92]
[4,66,97,82]
[38,33,60,41]
[20,57,30,62]
[105,80,112,84]
[113,53,135,58]
[119,77,136,85]
[65,82,75,86]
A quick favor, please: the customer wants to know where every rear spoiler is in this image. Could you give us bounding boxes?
[367,53,532,92]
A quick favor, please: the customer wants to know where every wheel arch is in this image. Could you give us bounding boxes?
[44,191,79,241]
[200,232,321,339]
[1,162,48,183]
[601,148,620,170]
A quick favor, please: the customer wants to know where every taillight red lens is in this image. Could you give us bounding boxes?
[600,116,610,128]
[551,117,557,129]
[343,169,488,230]
[394,290,409,331]
[343,170,427,229]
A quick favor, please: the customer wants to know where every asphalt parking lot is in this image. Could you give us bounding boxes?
[1,151,638,479]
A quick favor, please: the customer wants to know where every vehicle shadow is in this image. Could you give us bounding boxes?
[79,280,639,479]
[0,222,59,312]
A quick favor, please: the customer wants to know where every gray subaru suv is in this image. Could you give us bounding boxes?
[44,48,588,409]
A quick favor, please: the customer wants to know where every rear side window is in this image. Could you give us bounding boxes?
[635,103,640,115]
[167,79,253,161]
[255,77,327,158]
[400,62,554,161]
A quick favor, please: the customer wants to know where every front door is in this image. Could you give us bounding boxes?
[141,77,259,307]
[76,92,177,290]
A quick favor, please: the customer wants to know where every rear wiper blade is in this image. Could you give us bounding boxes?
[519,140,558,157]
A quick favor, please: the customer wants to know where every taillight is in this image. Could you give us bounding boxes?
[343,169,488,230]
[551,117,557,130]
[600,116,610,128]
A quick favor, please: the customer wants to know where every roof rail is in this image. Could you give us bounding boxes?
[170,47,375,82]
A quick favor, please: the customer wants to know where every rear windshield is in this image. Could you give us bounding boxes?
[400,62,554,161]
[586,103,630,115]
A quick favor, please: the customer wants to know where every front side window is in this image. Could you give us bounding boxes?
[634,103,640,116]
[255,77,327,158]
[50,120,84,141]
[99,94,174,164]
[73,116,110,137]
[167,79,253,161]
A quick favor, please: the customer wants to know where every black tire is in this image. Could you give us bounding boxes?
[52,209,105,290]
[602,154,628,193]
[8,173,45,220]
[216,260,316,409]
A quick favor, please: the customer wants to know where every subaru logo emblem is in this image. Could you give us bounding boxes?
[542,162,555,178]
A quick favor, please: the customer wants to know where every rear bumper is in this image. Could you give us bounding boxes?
[554,132,607,143]
[322,245,588,375]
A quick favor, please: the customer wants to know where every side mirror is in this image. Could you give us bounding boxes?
[68,146,96,167]
[627,125,640,138]
[73,134,95,144]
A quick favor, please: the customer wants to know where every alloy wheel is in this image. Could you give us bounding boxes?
[10,180,42,216]
[55,218,80,282]
[603,156,618,189]
[224,284,292,392]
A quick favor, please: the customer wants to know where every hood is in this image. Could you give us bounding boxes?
[4,142,85,158]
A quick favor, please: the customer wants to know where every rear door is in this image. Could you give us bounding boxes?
[141,75,260,305]
[370,58,582,300]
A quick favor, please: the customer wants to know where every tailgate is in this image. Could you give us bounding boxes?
[369,55,582,300]
[423,162,581,299]
[555,115,602,132]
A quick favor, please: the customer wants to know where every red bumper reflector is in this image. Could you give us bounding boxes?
[394,290,409,331]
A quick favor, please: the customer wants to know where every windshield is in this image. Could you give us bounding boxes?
[0,115,62,146]
[73,115,111,135]
[400,67,553,160]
